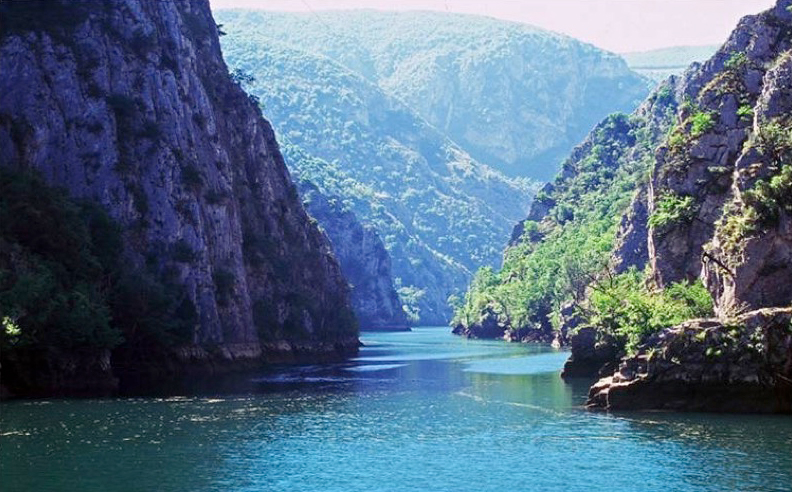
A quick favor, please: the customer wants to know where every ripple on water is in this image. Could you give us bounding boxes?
[345,364,408,372]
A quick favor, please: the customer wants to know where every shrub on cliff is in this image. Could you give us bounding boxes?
[0,170,194,358]
[586,268,714,353]
[0,170,123,352]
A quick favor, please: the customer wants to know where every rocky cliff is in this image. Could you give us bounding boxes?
[648,0,792,299]
[454,0,792,413]
[0,0,357,395]
[584,0,792,412]
[588,309,792,413]
[298,181,410,331]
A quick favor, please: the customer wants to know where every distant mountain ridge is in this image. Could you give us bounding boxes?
[215,9,650,180]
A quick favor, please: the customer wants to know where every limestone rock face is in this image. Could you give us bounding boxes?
[0,0,357,374]
[299,182,409,331]
[704,52,792,316]
[611,186,650,274]
[649,0,792,295]
[452,308,506,339]
[587,308,792,413]
[561,327,620,379]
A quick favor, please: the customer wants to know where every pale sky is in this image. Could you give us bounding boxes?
[210,0,776,53]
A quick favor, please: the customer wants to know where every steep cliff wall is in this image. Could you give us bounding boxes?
[649,0,792,304]
[298,181,410,331]
[0,0,357,394]
[584,0,792,412]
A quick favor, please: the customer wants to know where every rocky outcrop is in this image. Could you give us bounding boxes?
[452,312,505,340]
[298,181,410,331]
[561,327,620,379]
[579,0,792,412]
[587,308,792,413]
[611,186,650,274]
[649,0,792,290]
[0,0,357,394]
[452,308,555,343]
[704,50,792,316]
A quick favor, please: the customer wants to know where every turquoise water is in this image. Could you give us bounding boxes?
[1,327,791,491]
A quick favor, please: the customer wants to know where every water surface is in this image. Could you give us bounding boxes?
[1,327,790,491]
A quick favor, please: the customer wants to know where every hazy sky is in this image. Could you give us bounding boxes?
[210,0,776,53]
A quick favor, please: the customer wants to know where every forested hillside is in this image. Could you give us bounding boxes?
[215,9,650,180]
[452,86,680,343]
[220,36,534,323]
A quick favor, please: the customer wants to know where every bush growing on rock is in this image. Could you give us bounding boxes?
[586,268,714,353]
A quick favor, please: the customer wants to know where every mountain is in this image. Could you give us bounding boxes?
[621,45,720,82]
[218,34,534,324]
[456,0,792,413]
[214,9,650,181]
[297,180,410,331]
[0,0,357,396]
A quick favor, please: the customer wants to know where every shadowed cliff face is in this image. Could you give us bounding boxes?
[0,0,357,384]
[298,181,410,331]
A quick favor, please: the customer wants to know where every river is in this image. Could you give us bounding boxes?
[1,327,791,491]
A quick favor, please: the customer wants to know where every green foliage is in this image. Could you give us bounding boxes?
[108,272,195,348]
[453,112,666,330]
[397,284,425,323]
[755,121,792,164]
[689,111,715,138]
[587,269,714,353]
[653,85,675,106]
[648,193,695,229]
[231,68,256,86]
[743,163,792,225]
[0,170,121,351]
[737,104,753,120]
[0,170,197,359]
[724,51,749,71]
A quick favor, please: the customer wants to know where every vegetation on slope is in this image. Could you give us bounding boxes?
[453,113,657,330]
[220,36,535,323]
[0,169,195,358]
[452,82,714,348]
[215,9,649,180]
